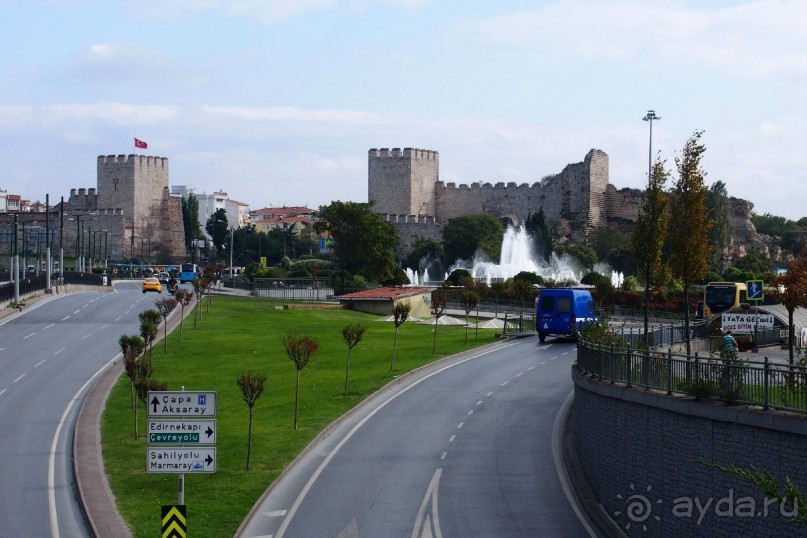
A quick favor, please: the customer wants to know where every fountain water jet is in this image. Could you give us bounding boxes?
[451,226,583,285]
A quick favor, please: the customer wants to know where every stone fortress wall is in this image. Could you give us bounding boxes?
[60,154,185,265]
[369,147,769,260]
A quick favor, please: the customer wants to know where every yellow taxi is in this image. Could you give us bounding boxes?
[142,277,162,294]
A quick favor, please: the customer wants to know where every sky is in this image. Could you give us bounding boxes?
[1,0,805,221]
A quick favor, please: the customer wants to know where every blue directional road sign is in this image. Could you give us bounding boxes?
[746,280,764,301]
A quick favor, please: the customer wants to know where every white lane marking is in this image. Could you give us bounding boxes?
[550,357,558,361]
[0,347,4,352]
[50,354,121,537]
[81,333,92,340]
[476,400,483,406]
[266,510,287,517]
[34,360,46,368]
[456,422,463,429]
[61,316,70,321]
[0,389,6,397]
[54,348,66,355]
[561,351,569,355]
[500,381,509,386]
[13,374,25,383]
[72,310,80,314]
[99,324,109,330]
[23,333,36,339]
[115,316,123,322]
[271,341,523,538]
[448,435,455,442]
[440,452,447,460]
[527,366,535,371]
[43,323,55,330]
[552,390,598,537]
[540,361,547,365]
[467,409,474,416]
[486,391,493,397]
[412,468,442,538]
[516,372,523,377]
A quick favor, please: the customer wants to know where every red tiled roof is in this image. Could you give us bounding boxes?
[337,287,432,300]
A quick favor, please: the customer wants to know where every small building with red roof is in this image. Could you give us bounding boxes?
[336,286,434,318]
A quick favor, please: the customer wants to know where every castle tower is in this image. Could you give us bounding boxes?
[93,154,185,263]
[368,148,439,216]
[97,154,169,227]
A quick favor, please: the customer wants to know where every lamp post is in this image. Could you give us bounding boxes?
[229,226,234,279]
[641,109,661,347]
[642,110,660,188]
[59,196,64,285]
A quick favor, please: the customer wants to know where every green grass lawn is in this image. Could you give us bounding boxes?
[101,296,500,537]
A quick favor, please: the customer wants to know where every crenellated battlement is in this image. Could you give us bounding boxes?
[98,154,168,168]
[437,181,540,191]
[369,148,438,160]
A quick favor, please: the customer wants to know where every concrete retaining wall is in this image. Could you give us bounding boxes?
[573,368,807,537]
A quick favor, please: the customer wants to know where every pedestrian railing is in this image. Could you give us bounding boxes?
[576,337,807,414]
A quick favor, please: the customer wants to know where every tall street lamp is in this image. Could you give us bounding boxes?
[641,109,661,348]
[642,110,660,188]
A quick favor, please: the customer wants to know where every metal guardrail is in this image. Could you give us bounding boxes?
[576,338,807,414]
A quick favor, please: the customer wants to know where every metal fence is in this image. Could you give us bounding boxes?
[576,338,807,414]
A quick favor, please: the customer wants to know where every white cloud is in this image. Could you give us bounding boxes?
[72,43,206,86]
[462,0,807,79]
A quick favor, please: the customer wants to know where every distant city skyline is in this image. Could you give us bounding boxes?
[2,1,805,220]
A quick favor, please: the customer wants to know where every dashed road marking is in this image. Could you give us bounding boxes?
[34,360,46,368]
[14,374,25,383]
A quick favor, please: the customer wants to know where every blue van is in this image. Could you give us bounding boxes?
[535,288,596,342]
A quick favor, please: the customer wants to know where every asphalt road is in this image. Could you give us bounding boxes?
[238,336,593,538]
[0,282,164,537]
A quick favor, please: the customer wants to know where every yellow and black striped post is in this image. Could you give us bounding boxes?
[161,505,187,538]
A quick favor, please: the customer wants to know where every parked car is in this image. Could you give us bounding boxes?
[535,288,596,342]
[142,277,162,294]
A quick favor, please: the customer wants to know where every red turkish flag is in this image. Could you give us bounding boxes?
[134,138,148,149]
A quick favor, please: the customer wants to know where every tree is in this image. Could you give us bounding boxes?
[154,297,178,353]
[403,238,443,281]
[314,201,399,283]
[181,192,202,256]
[554,242,597,272]
[390,301,411,371]
[632,157,670,347]
[459,289,480,345]
[206,208,229,254]
[119,334,146,439]
[174,288,193,340]
[341,324,367,396]
[430,285,448,354]
[668,131,714,356]
[706,180,733,269]
[446,268,472,286]
[442,215,504,266]
[778,254,807,365]
[236,371,267,471]
[525,207,555,260]
[138,309,161,368]
[281,330,320,430]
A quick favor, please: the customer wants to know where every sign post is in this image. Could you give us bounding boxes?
[746,280,764,353]
[148,388,217,530]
